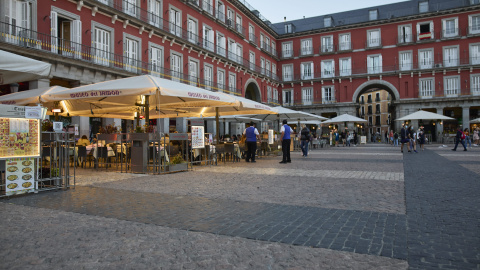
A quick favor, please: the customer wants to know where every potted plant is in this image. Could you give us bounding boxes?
[165,153,188,172]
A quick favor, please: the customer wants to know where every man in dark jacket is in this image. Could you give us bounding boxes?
[300,124,311,157]
[452,126,467,151]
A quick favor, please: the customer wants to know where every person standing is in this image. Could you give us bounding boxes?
[389,130,394,145]
[243,121,261,163]
[473,128,479,145]
[464,128,471,148]
[418,127,426,151]
[400,125,409,153]
[300,124,311,157]
[280,120,293,164]
[408,126,418,153]
[393,131,399,147]
[335,130,340,147]
[452,126,467,151]
[346,131,351,147]
[353,131,358,146]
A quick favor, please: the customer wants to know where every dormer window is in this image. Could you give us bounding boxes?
[324,17,332,27]
[419,1,429,13]
[285,23,294,33]
[369,10,378,21]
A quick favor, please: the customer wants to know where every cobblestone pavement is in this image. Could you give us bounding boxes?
[1,144,478,269]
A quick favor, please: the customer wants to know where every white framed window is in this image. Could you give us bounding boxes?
[443,46,458,67]
[272,63,277,76]
[300,39,312,55]
[169,7,181,37]
[92,23,113,66]
[249,51,255,71]
[204,64,213,90]
[469,14,480,34]
[217,68,225,90]
[188,58,199,86]
[419,1,429,13]
[266,60,271,76]
[267,86,272,102]
[470,43,480,64]
[442,17,458,38]
[302,88,313,105]
[322,86,335,104]
[283,64,293,81]
[419,48,433,69]
[203,24,214,51]
[226,8,234,27]
[339,58,351,76]
[419,78,434,98]
[260,33,264,49]
[417,21,434,40]
[202,0,213,15]
[398,24,412,43]
[5,0,35,45]
[324,17,332,27]
[228,39,237,61]
[216,0,225,22]
[282,42,293,58]
[399,51,412,71]
[260,57,265,75]
[187,17,198,43]
[149,43,163,76]
[273,88,278,103]
[236,14,242,34]
[367,29,381,47]
[471,74,480,95]
[369,10,378,21]
[271,41,276,54]
[285,24,293,33]
[265,36,271,52]
[321,60,334,78]
[361,106,365,116]
[124,33,141,73]
[301,62,314,80]
[235,43,242,64]
[248,24,255,42]
[283,89,294,106]
[339,33,351,51]
[321,35,333,53]
[124,0,137,17]
[170,51,183,82]
[51,8,82,57]
[228,73,236,93]
[216,32,226,57]
[367,54,382,74]
[148,0,162,28]
[444,76,459,96]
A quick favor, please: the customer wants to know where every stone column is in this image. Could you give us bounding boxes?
[462,106,470,130]
[206,120,216,137]
[28,78,50,90]
[71,116,90,138]
[176,117,187,133]
[156,118,169,134]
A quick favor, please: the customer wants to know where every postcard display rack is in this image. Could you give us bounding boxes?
[0,105,43,197]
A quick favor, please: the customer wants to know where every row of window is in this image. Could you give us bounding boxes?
[282,74,480,106]
[282,43,480,81]
[282,14,480,58]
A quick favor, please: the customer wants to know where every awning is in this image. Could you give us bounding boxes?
[0,50,51,85]
[395,110,454,121]
[321,114,367,124]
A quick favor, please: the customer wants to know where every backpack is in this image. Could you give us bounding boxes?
[394,132,398,139]
[461,131,466,140]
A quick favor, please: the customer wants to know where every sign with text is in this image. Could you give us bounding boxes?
[53,122,63,132]
[190,119,204,126]
[169,133,188,141]
[191,126,205,149]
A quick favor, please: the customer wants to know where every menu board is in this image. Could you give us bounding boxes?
[268,129,274,144]
[191,126,205,149]
[5,157,35,196]
[0,118,40,158]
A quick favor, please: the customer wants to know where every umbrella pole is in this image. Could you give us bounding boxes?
[145,97,149,125]
[215,107,220,143]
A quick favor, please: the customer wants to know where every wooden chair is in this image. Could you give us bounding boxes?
[224,143,237,162]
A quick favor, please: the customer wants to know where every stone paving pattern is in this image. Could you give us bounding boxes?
[0,144,478,269]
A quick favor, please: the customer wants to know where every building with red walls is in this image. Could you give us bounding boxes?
[1,0,479,137]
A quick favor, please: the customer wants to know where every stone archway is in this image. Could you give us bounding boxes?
[352,80,400,103]
[244,78,261,102]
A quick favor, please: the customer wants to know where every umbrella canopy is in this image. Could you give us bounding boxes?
[287,120,323,125]
[0,50,51,84]
[0,86,68,105]
[43,75,242,119]
[395,110,455,121]
[470,118,480,124]
[191,115,262,123]
[321,114,367,124]
[239,106,327,121]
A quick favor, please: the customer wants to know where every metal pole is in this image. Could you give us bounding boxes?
[216,107,220,143]
[145,97,150,124]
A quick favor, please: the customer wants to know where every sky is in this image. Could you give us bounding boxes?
[246,0,409,23]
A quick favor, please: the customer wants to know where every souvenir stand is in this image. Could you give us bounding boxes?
[0,105,48,197]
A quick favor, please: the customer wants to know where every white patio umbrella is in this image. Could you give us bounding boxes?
[0,86,68,105]
[0,50,51,85]
[239,106,327,121]
[321,114,367,124]
[470,118,480,124]
[395,110,454,121]
[192,115,262,123]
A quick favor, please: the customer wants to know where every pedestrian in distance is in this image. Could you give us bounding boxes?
[452,126,467,151]
[335,130,340,147]
[353,131,358,146]
[342,130,346,146]
[280,119,293,164]
[400,125,409,153]
[464,128,471,148]
[300,124,311,157]
[473,127,480,146]
[389,130,394,145]
[408,126,418,153]
[393,131,399,146]
[418,127,426,151]
[346,131,352,147]
[243,121,261,163]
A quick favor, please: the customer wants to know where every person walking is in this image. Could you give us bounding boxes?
[280,120,293,164]
[389,130,394,145]
[300,124,311,157]
[243,121,261,163]
[452,126,467,151]
[418,127,426,151]
[346,131,352,147]
[473,128,479,146]
[353,131,358,146]
[408,126,418,153]
[335,130,340,147]
[464,128,471,148]
[393,131,399,146]
[400,125,409,153]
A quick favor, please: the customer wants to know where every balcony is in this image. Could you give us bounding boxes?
[366,38,382,49]
[248,33,258,46]
[285,97,337,107]
[375,97,380,102]
[441,28,460,39]
[337,42,352,52]
[467,26,480,36]
[320,44,334,54]
[216,9,225,23]
[235,23,246,37]
[367,98,372,104]
[299,47,313,57]
[281,50,293,59]
[201,1,215,17]
[397,34,415,45]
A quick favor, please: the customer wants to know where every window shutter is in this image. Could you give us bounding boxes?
[151,48,158,71]
[19,2,30,29]
[50,11,58,52]
[379,55,383,72]
[430,22,434,38]
[416,23,420,40]
[454,18,458,34]
[72,20,82,58]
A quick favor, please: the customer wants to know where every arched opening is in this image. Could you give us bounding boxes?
[244,79,261,102]
[353,80,400,142]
